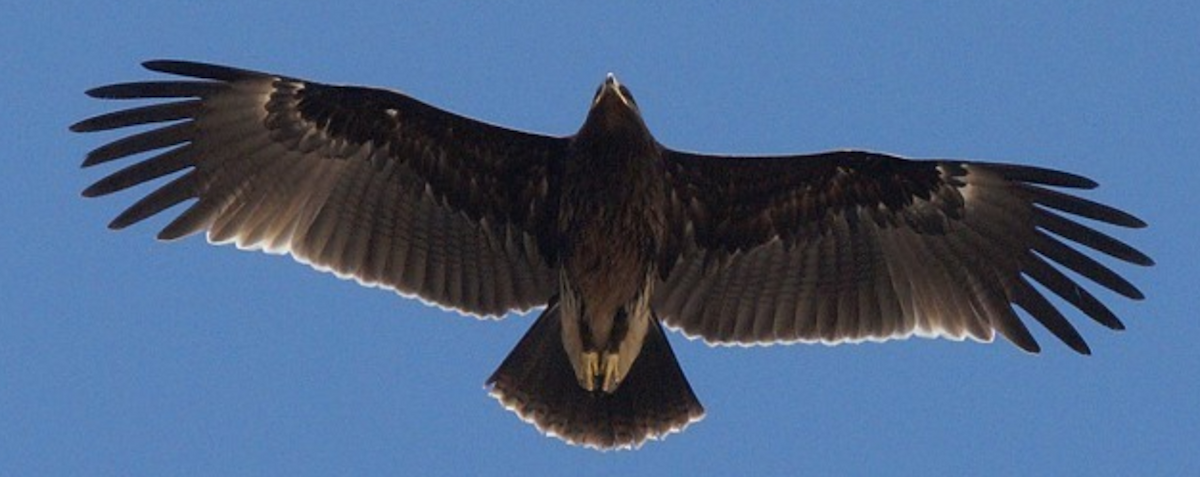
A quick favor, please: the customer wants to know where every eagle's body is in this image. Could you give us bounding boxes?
[74,61,1150,450]
[558,76,667,393]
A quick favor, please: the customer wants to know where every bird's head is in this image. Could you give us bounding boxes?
[591,73,638,112]
[580,73,650,140]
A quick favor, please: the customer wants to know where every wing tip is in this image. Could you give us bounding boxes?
[81,182,105,198]
[82,84,127,99]
[1013,337,1043,354]
[1068,339,1093,356]
[142,59,268,82]
[80,152,109,168]
[105,217,130,231]
[982,162,1100,189]
[1125,215,1149,230]
[1130,251,1155,267]
[155,227,189,242]
[68,119,94,133]
[142,59,203,75]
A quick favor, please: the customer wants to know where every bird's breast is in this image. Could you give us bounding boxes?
[556,146,667,346]
[556,160,664,392]
[559,189,661,335]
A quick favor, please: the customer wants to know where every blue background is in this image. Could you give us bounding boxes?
[3,2,1195,475]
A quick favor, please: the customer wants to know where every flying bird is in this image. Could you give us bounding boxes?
[73,60,1152,450]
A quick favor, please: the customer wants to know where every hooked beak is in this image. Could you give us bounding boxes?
[593,73,633,108]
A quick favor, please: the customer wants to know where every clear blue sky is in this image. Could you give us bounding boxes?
[3,2,1196,476]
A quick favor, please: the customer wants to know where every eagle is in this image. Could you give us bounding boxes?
[73,60,1151,450]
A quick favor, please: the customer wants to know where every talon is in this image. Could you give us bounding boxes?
[580,351,600,391]
[602,353,622,392]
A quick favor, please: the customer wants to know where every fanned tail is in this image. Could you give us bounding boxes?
[486,300,705,450]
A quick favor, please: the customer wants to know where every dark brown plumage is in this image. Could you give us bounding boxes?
[74,60,1151,450]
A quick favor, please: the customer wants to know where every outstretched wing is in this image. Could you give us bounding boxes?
[73,60,565,317]
[654,149,1152,353]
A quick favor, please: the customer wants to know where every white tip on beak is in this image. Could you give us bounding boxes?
[594,73,631,108]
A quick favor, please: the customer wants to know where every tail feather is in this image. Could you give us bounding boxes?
[486,302,705,450]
